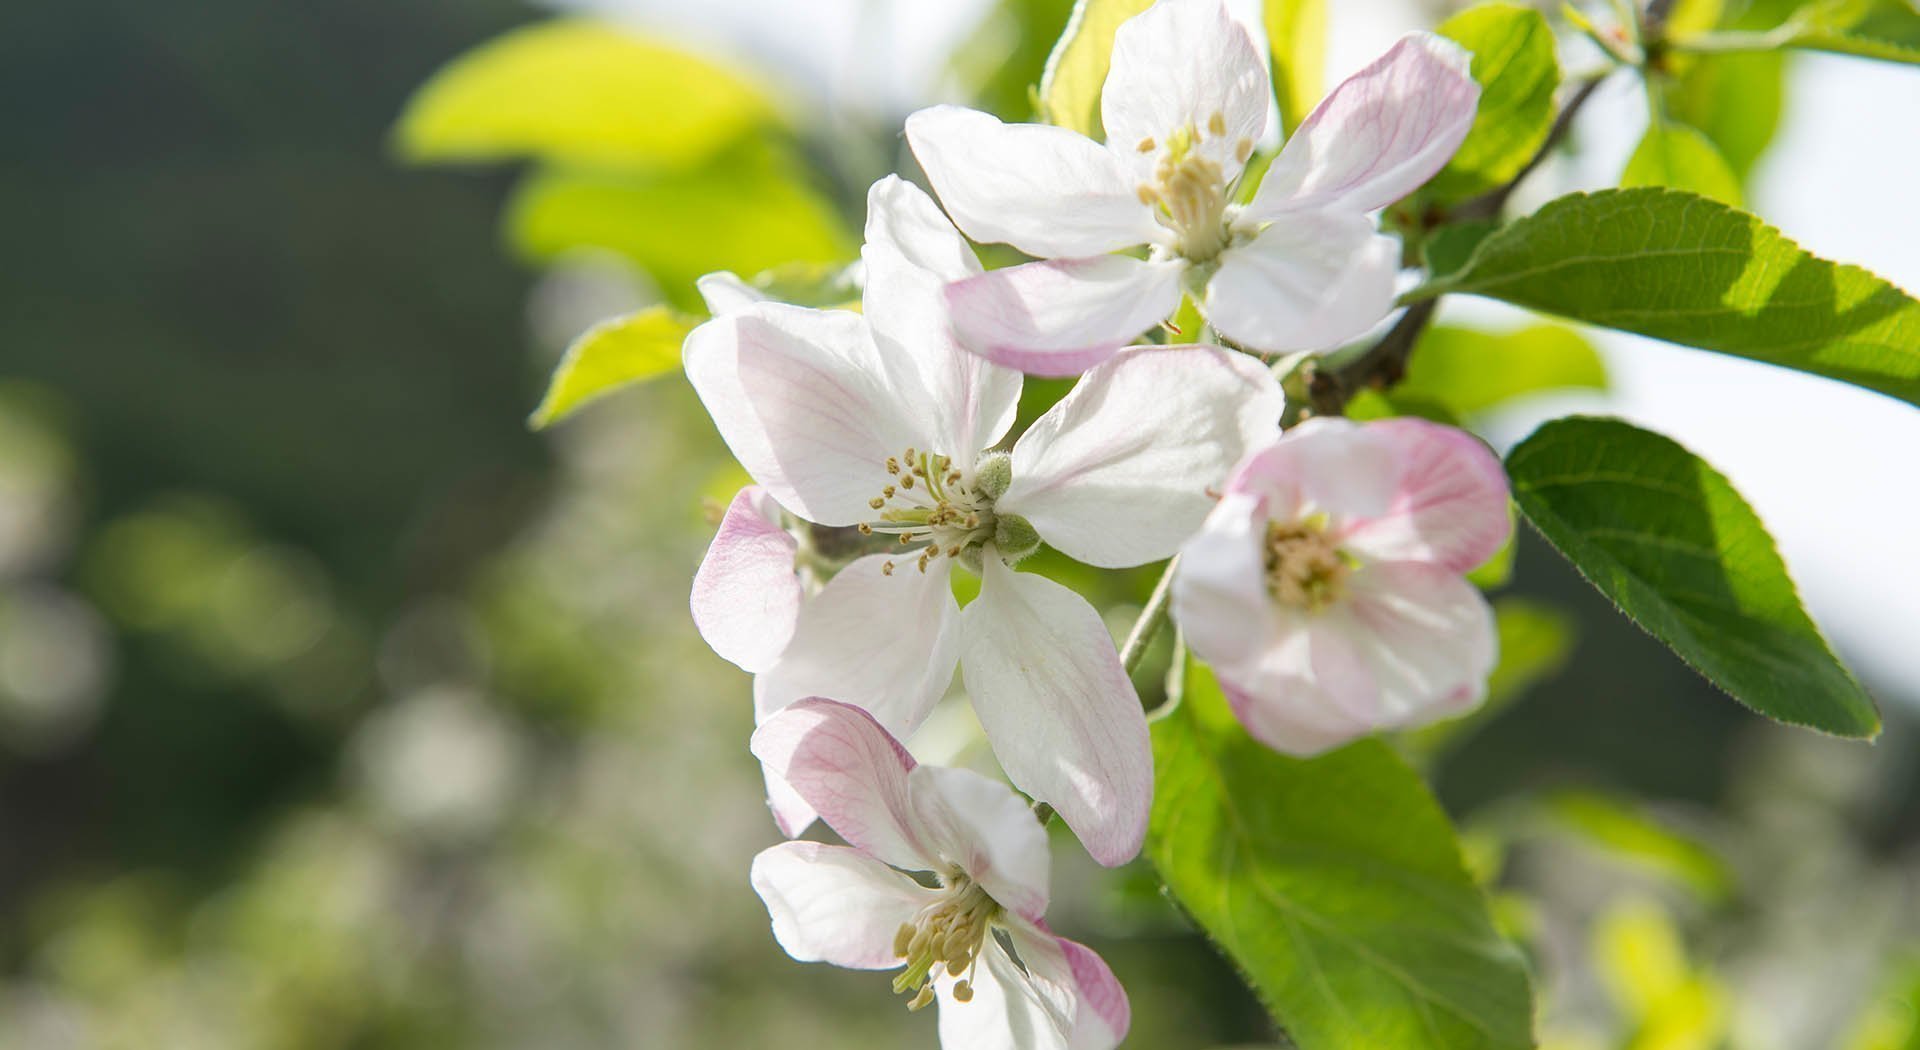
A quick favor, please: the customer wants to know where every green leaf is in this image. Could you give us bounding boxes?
[1621,122,1744,205]
[1664,51,1786,181]
[1536,791,1736,902]
[394,19,774,170]
[1422,188,1920,409]
[1789,0,1920,65]
[1265,0,1328,131]
[1402,598,1575,760]
[529,306,693,429]
[1398,323,1608,418]
[1149,660,1535,1049]
[1506,415,1879,737]
[507,146,854,312]
[1422,219,1499,282]
[1039,0,1156,137]
[1425,4,1561,201]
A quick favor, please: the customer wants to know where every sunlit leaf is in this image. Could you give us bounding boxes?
[1425,4,1561,201]
[1039,0,1155,137]
[1149,659,1535,1049]
[1789,0,1920,65]
[394,19,774,170]
[1264,0,1327,131]
[1538,791,1736,902]
[1665,52,1786,181]
[529,306,693,429]
[1422,188,1920,408]
[1621,122,1744,205]
[1398,323,1608,418]
[1506,416,1879,737]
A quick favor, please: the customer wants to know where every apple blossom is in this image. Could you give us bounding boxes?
[1171,417,1510,755]
[683,174,1283,863]
[904,0,1479,374]
[750,699,1129,1050]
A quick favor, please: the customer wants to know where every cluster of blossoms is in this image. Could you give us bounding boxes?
[680,0,1509,1044]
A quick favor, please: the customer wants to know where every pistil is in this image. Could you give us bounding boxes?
[1266,518,1352,611]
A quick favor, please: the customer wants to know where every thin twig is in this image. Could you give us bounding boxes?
[1119,558,1178,676]
[1305,298,1438,418]
[1453,73,1608,222]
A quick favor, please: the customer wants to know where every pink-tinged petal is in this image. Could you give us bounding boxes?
[1338,418,1511,573]
[947,256,1186,378]
[685,304,923,526]
[1001,347,1282,568]
[1201,211,1400,353]
[763,764,819,840]
[1058,936,1131,1050]
[752,698,930,871]
[1246,33,1479,219]
[936,921,1076,1050]
[908,764,1051,922]
[751,841,930,970]
[960,559,1151,867]
[1101,0,1268,183]
[690,486,801,673]
[695,271,765,316]
[1342,560,1497,726]
[862,176,1024,457]
[1224,418,1399,522]
[906,105,1160,259]
[756,555,964,740]
[1172,492,1280,668]
[1211,619,1385,756]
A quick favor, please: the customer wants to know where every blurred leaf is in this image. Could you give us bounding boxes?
[1507,416,1879,737]
[1265,0,1327,131]
[394,19,774,170]
[1465,510,1517,589]
[529,306,694,429]
[1039,0,1155,137]
[954,0,1078,120]
[1402,597,1574,760]
[1426,4,1561,201]
[1622,122,1744,205]
[507,145,854,312]
[1665,0,1729,36]
[1149,659,1535,1050]
[1593,899,1730,1050]
[1788,0,1920,64]
[1423,188,1920,408]
[1398,323,1608,418]
[1540,792,1735,902]
[745,261,864,310]
[1665,52,1786,181]
[1842,957,1920,1050]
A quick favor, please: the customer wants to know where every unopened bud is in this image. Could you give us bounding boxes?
[992,513,1041,561]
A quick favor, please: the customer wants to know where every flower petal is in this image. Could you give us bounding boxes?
[756,555,964,740]
[1059,936,1131,1050]
[1212,618,1385,756]
[690,486,801,673]
[936,920,1076,1050]
[863,175,1023,457]
[960,558,1150,867]
[906,105,1159,258]
[1000,346,1282,568]
[1342,560,1497,726]
[695,271,765,316]
[685,304,923,526]
[763,764,819,840]
[752,698,930,870]
[751,840,930,970]
[908,763,1051,923]
[1224,417,1400,522]
[1338,418,1511,574]
[946,256,1186,378]
[1101,0,1268,183]
[1171,491,1280,669]
[1245,32,1479,219]
[1201,210,1400,353]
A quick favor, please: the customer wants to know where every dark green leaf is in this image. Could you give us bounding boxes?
[1506,415,1878,737]
[1426,4,1561,201]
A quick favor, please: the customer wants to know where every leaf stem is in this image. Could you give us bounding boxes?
[1120,558,1178,676]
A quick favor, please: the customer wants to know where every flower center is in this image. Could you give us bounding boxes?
[1134,111,1253,263]
[1266,518,1352,611]
[858,449,1037,574]
[891,871,1002,1010]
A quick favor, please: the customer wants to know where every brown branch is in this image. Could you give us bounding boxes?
[1452,73,1608,223]
[1303,299,1438,418]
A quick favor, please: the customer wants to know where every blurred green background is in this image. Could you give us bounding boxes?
[2,1,1916,1047]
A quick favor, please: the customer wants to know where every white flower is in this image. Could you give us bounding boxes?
[750,699,1130,1050]
[684,174,1283,863]
[904,0,1480,374]
[1171,417,1511,755]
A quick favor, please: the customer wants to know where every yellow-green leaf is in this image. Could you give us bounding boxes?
[1399,323,1609,418]
[395,19,774,170]
[1622,122,1744,205]
[1039,0,1155,137]
[1264,0,1327,131]
[530,306,693,429]
[1426,4,1562,201]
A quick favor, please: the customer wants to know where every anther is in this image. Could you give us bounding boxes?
[1136,136,1155,153]
[1208,110,1226,136]
[1235,137,1253,163]
[953,980,974,1003]
[908,986,936,1011]
[869,497,885,510]
[1136,184,1157,206]
[883,485,895,497]
[886,457,900,474]
[882,561,895,576]
[858,523,874,535]
[901,474,914,489]
[893,924,914,958]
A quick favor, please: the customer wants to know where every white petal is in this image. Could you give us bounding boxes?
[695,271,765,316]
[690,486,801,673]
[685,304,924,526]
[752,698,932,872]
[1342,561,1497,726]
[1212,617,1384,756]
[908,764,1051,923]
[1225,418,1399,521]
[1337,418,1512,574]
[751,841,930,970]
[947,256,1186,378]
[961,559,1150,867]
[1246,33,1479,218]
[763,764,819,840]
[1059,936,1131,1050]
[1172,492,1280,669]
[906,105,1160,258]
[1001,347,1283,568]
[1101,0,1268,183]
[1201,211,1400,353]
[862,176,1024,457]
[756,554,964,740]
[935,921,1076,1050]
